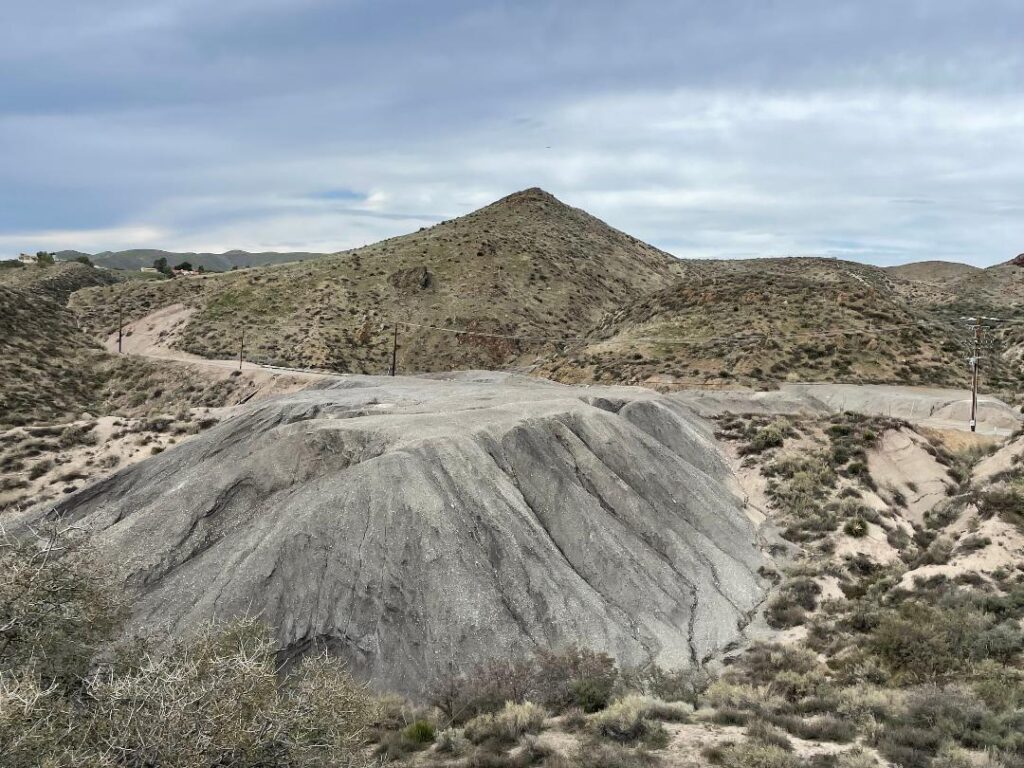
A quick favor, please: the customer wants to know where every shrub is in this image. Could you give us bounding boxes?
[534,645,617,713]
[741,422,791,455]
[430,645,618,722]
[435,727,471,756]
[403,719,436,744]
[705,680,780,713]
[766,578,822,628]
[769,713,857,743]
[427,655,535,722]
[0,529,377,768]
[954,534,990,555]
[464,701,547,746]
[620,663,710,705]
[567,741,661,768]
[865,601,1024,681]
[0,526,122,686]
[590,694,688,747]
[843,517,869,537]
[703,740,801,768]
[747,719,793,751]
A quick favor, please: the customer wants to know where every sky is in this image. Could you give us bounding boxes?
[2,0,1022,266]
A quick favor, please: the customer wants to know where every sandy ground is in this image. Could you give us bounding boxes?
[974,435,1024,484]
[0,411,223,513]
[866,428,952,526]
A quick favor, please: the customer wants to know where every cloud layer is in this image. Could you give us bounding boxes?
[2,1,1022,265]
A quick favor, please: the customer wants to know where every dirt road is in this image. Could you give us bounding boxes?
[104,303,339,382]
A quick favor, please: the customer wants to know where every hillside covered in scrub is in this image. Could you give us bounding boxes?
[65,190,1024,397]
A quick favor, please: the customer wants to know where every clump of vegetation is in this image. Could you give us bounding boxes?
[464,701,547,746]
[766,577,823,628]
[0,526,377,768]
[590,696,670,748]
[428,644,618,724]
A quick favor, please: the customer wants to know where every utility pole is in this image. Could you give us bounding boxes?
[239,328,245,371]
[962,316,1002,433]
[117,303,123,354]
[390,324,399,376]
[970,317,980,432]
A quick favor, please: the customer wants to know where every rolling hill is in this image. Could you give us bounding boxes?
[70,188,677,373]
[55,248,327,272]
[0,260,120,304]
[538,258,973,388]
[63,189,1024,396]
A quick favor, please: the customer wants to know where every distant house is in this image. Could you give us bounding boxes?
[18,253,35,264]
[140,267,159,273]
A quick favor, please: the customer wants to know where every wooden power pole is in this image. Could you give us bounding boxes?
[239,328,245,371]
[962,315,1002,433]
[117,303,123,354]
[969,317,980,433]
[390,324,399,376]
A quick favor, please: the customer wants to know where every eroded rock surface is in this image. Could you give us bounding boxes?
[42,373,767,693]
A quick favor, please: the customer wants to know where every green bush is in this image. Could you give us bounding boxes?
[403,719,436,744]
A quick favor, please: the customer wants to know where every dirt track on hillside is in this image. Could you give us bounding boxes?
[108,306,1021,436]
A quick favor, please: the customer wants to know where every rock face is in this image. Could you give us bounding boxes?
[45,373,766,693]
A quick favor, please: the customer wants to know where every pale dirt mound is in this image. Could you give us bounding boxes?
[104,303,199,359]
[34,375,768,694]
[974,434,1024,484]
[900,514,1024,590]
[867,428,953,526]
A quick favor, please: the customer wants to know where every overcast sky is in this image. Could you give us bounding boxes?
[2,1,1022,265]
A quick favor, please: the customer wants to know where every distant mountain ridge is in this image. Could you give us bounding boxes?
[55,248,329,271]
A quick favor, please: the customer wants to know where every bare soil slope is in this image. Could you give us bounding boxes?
[37,374,767,694]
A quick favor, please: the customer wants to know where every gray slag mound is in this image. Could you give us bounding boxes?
[49,374,766,693]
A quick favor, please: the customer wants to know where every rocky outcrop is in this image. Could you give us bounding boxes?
[42,374,767,694]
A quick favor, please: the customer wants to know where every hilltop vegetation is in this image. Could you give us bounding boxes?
[65,189,1024,395]
[70,188,676,372]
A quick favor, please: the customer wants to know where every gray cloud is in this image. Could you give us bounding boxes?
[1,1,1022,264]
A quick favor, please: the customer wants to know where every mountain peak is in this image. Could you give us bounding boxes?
[492,187,561,208]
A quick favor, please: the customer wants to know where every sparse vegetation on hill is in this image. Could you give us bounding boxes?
[539,259,985,388]
[70,188,677,373]
[0,260,119,305]
[0,283,280,430]
[61,192,1024,394]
